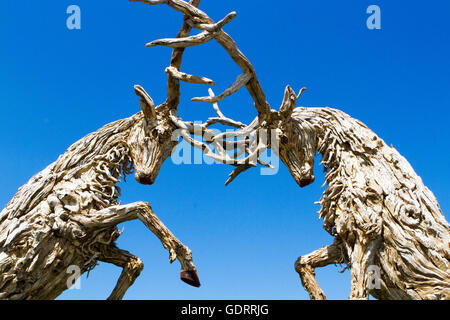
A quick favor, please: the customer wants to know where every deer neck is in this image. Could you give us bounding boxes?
[294,107,382,180]
[50,115,141,210]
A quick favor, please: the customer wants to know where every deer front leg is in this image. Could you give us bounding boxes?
[133,202,200,287]
[294,238,345,300]
[98,245,144,300]
[70,201,200,287]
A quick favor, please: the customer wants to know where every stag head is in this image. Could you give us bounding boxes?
[271,86,317,188]
[128,85,177,185]
[128,0,317,190]
[127,0,208,188]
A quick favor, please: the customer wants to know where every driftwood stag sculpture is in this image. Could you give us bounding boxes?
[221,104,450,300]
[130,0,450,300]
[0,87,201,299]
[2,0,449,300]
[0,0,232,299]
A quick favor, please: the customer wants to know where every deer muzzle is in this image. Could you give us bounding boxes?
[135,172,155,185]
[298,175,315,188]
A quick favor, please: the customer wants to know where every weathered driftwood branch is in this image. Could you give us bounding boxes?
[148,10,237,49]
[165,66,214,86]
[186,11,237,32]
[294,238,345,300]
[146,30,216,48]
[164,0,202,110]
[131,0,270,115]
[191,73,252,103]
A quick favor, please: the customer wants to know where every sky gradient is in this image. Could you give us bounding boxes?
[0,0,449,299]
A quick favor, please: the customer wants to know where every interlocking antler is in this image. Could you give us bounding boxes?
[169,89,273,179]
[130,0,275,184]
[130,0,270,115]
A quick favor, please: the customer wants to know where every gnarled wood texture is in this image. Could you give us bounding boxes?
[0,111,199,299]
[288,107,449,299]
[2,0,448,300]
[205,100,450,300]
[0,0,208,299]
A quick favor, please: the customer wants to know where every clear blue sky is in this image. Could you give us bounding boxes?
[0,0,449,300]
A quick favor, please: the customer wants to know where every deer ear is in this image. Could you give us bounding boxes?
[134,85,156,120]
[279,85,297,119]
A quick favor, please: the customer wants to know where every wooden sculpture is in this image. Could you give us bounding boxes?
[133,0,450,300]
[1,0,448,300]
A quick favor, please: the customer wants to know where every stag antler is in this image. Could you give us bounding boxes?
[131,0,276,183]
[169,89,272,173]
[131,0,270,114]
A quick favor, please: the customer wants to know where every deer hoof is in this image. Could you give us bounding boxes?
[180,270,201,288]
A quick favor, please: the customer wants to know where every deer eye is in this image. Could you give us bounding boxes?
[151,128,159,139]
[280,135,289,145]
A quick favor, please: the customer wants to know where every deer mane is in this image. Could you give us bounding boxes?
[0,114,139,224]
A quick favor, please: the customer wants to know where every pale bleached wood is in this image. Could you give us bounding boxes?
[191,73,252,103]
[99,246,144,300]
[132,0,271,115]
[186,11,236,32]
[294,239,345,300]
[165,66,215,86]
[163,0,202,110]
[146,30,216,48]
